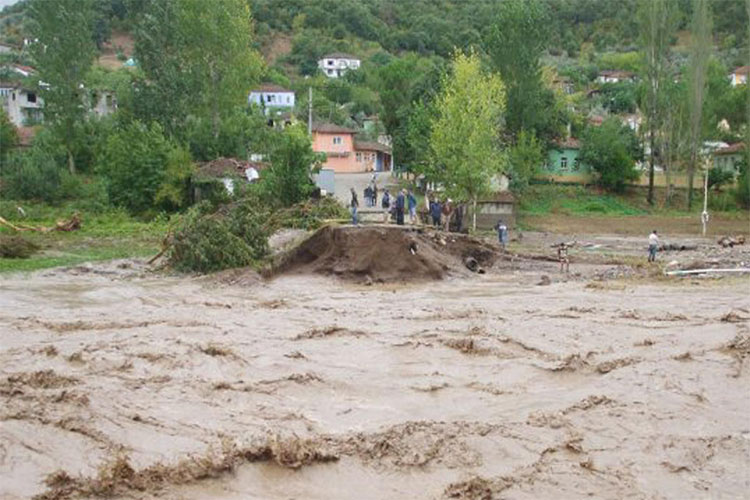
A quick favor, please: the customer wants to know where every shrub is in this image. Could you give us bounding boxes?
[579,118,641,193]
[734,157,749,208]
[169,202,269,273]
[0,141,82,203]
[262,125,321,207]
[0,235,40,259]
[97,121,192,214]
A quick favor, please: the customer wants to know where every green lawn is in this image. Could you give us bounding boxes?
[0,203,167,273]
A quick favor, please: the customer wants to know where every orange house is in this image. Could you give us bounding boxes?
[312,123,392,173]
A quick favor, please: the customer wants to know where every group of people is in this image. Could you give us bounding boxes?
[350,186,418,226]
[428,195,460,232]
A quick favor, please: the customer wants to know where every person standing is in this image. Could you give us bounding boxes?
[381,189,391,223]
[372,184,378,207]
[364,185,372,207]
[407,190,418,224]
[442,198,453,232]
[648,229,659,262]
[557,242,570,273]
[350,187,359,226]
[496,219,509,250]
[395,189,406,225]
[430,197,442,228]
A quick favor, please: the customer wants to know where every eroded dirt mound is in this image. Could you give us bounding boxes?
[272,225,499,282]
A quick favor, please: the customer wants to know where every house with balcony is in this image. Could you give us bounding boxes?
[311,122,392,173]
[317,53,361,78]
[249,84,295,115]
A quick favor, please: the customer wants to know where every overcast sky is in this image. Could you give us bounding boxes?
[0,0,19,9]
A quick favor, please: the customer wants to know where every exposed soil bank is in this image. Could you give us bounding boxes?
[272,225,498,282]
[1,257,748,499]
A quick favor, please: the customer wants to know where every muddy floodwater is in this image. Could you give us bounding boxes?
[1,257,749,499]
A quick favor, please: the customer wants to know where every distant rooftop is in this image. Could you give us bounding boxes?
[312,122,357,134]
[252,83,294,93]
[321,52,359,60]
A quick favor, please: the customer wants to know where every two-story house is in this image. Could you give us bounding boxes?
[248,84,295,115]
[311,123,392,173]
[317,53,361,78]
[1,84,43,126]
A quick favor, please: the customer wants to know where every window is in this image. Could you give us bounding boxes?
[573,158,580,170]
[356,152,362,162]
[286,96,290,103]
[327,69,333,75]
[27,92,36,103]
[333,136,342,145]
[327,59,334,66]
[560,156,568,169]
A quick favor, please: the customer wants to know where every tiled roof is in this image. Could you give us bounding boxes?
[553,137,581,149]
[311,122,357,134]
[354,140,391,154]
[252,83,293,93]
[731,66,750,76]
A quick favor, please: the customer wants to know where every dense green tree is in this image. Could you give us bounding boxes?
[28,0,97,174]
[488,0,556,140]
[428,51,506,230]
[263,125,321,207]
[97,121,192,214]
[0,108,17,164]
[134,0,263,141]
[579,118,641,193]
[508,130,544,193]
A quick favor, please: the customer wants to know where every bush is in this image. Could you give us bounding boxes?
[579,118,641,193]
[0,235,40,259]
[97,121,192,214]
[0,142,83,203]
[734,157,749,208]
[169,201,269,273]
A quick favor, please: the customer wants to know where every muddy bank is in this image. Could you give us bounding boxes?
[1,262,748,499]
[272,225,498,282]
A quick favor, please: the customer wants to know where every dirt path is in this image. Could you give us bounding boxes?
[1,257,748,499]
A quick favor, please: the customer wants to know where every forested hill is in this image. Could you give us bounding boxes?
[1,0,748,71]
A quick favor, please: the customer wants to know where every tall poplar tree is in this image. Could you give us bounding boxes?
[686,0,712,210]
[638,0,678,206]
[29,0,96,174]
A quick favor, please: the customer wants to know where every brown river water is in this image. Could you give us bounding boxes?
[1,260,749,499]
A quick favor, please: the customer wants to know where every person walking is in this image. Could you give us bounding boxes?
[496,219,509,250]
[395,189,406,226]
[407,190,418,224]
[430,197,442,228]
[648,229,659,263]
[350,188,359,225]
[381,189,391,223]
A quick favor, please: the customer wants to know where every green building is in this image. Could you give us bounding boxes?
[540,138,591,182]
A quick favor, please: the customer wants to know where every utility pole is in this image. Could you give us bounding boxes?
[308,86,312,136]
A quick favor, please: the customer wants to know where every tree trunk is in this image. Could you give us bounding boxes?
[647,130,655,205]
[67,149,75,175]
[687,150,696,210]
[472,197,477,232]
[211,69,220,140]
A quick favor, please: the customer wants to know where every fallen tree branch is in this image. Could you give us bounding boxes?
[0,213,81,233]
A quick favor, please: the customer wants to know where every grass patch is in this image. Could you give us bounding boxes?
[0,202,166,274]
